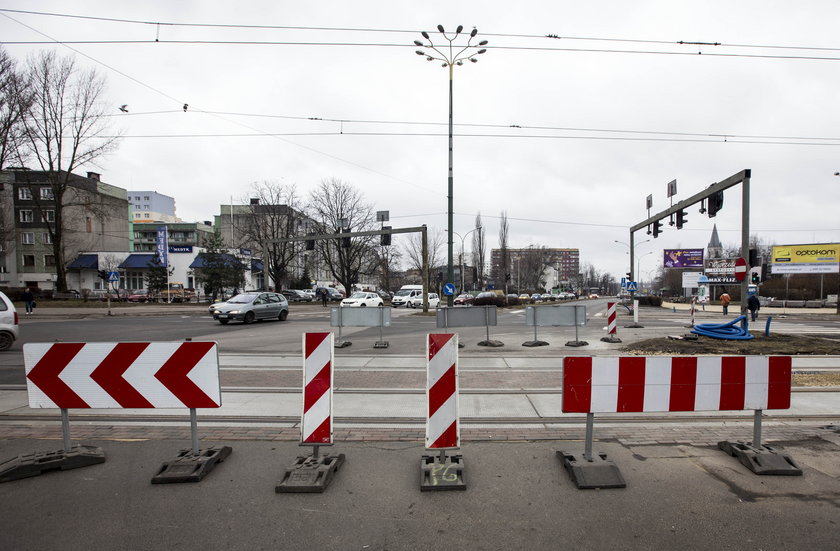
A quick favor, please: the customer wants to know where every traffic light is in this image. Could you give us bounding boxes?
[505,273,511,282]
[97,270,109,281]
[652,220,663,238]
[341,228,351,248]
[751,271,760,284]
[380,226,391,246]
[676,209,687,229]
[305,234,315,251]
[708,191,724,217]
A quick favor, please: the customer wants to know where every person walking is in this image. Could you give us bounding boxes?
[22,287,34,315]
[747,294,760,322]
[719,292,731,316]
[320,288,328,307]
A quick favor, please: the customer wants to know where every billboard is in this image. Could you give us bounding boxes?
[156,225,168,266]
[771,244,839,274]
[664,249,704,268]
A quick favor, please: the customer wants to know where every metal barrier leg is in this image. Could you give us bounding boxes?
[557,412,625,489]
[718,408,802,476]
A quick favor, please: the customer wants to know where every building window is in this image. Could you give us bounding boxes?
[135,196,140,201]
[126,270,144,290]
[40,187,54,200]
[21,232,35,245]
[18,187,32,200]
[42,209,55,222]
[43,232,53,244]
[144,196,149,201]
[44,254,56,267]
[144,213,150,218]
[19,209,33,223]
[86,217,92,233]
[143,204,149,209]
[22,254,35,267]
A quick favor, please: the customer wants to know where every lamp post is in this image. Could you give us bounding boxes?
[453,226,481,294]
[415,25,488,306]
[637,251,653,290]
[615,239,650,282]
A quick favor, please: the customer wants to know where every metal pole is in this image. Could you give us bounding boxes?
[439,448,446,463]
[421,226,429,312]
[753,409,763,447]
[446,63,454,308]
[741,173,750,317]
[313,444,320,460]
[61,408,71,452]
[190,408,199,456]
[629,232,635,283]
[584,413,594,461]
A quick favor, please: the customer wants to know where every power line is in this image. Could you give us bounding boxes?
[4,7,840,55]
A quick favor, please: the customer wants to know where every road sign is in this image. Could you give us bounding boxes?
[24,341,221,409]
[627,281,638,292]
[620,277,627,289]
[734,257,747,281]
[443,283,456,296]
[107,271,119,283]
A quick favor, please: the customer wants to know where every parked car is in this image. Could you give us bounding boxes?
[315,287,344,302]
[531,293,542,302]
[53,290,81,300]
[453,293,474,305]
[341,292,384,307]
[391,285,424,307]
[408,292,440,309]
[588,293,600,299]
[518,294,532,303]
[376,289,393,301]
[213,292,288,324]
[281,289,309,302]
[292,290,314,302]
[0,291,19,351]
[127,289,151,303]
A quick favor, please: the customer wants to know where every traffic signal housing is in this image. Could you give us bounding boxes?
[708,191,724,217]
[652,220,663,238]
[676,209,687,229]
[380,226,392,246]
[341,228,351,248]
[97,270,109,281]
[750,267,761,284]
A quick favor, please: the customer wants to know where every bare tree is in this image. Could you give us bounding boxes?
[238,181,304,290]
[471,212,485,290]
[0,46,31,170]
[516,245,554,292]
[375,244,402,292]
[308,178,378,294]
[497,210,510,288]
[403,228,444,286]
[19,51,120,291]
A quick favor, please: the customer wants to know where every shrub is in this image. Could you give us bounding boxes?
[636,295,663,307]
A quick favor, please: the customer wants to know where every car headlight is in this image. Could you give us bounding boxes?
[228,310,240,314]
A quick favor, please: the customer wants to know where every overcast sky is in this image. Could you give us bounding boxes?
[3,1,839,281]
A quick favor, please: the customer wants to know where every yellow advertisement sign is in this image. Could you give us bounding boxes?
[771,244,839,274]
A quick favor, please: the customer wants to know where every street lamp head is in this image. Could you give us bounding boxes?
[421,31,429,39]
[456,25,463,35]
[469,58,477,63]
[456,60,463,66]
[477,49,487,54]
[437,24,445,33]
[414,40,424,47]
[470,28,478,37]
[441,62,448,67]
[478,40,488,46]
[415,50,425,56]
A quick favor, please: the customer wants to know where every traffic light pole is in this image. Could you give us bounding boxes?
[740,172,751,318]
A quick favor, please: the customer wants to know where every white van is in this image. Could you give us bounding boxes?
[391,285,423,308]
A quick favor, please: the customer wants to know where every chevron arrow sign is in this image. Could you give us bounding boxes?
[23,342,221,409]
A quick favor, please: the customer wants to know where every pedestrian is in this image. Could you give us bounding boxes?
[320,288,328,307]
[21,287,34,315]
[748,294,760,322]
[719,292,731,316]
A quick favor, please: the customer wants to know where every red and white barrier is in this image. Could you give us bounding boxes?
[606,302,617,335]
[302,332,334,444]
[563,356,791,413]
[24,342,221,409]
[426,333,459,449]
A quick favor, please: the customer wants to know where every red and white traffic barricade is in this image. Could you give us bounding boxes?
[0,341,229,484]
[277,332,344,493]
[421,333,465,490]
[600,302,621,343]
[558,356,799,488]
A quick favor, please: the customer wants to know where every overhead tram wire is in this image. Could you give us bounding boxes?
[0,12,441,197]
[4,7,840,55]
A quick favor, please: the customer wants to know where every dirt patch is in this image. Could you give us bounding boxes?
[621,332,839,356]
[793,373,840,387]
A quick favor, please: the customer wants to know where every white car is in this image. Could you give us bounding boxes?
[0,291,20,351]
[408,293,440,309]
[341,292,383,307]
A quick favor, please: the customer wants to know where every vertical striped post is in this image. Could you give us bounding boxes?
[600,302,622,343]
[426,333,459,450]
[301,332,334,445]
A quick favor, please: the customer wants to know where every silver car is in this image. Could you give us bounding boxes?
[213,292,289,325]
[0,291,19,351]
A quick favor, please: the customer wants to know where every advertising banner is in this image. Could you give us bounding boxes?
[771,243,839,274]
[664,249,704,268]
[156,226,168,266]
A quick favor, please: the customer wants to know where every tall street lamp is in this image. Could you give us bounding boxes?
[454,226,481,293]
[415,25,488,306]
[615,238,650,281]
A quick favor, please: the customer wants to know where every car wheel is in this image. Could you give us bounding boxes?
[279,310,288,321]
[0,332,13,351]
[243,311,255,324]
[218,319,229,325]
[360,303,366,307]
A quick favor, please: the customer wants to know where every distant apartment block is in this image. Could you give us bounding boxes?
[127,190,180,223]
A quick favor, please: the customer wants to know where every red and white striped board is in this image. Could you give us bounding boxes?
[606,302,617,335]
[426,333,460,449]
[301,332,334,445]
[23,342,221,409]
[563,356,791,413]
